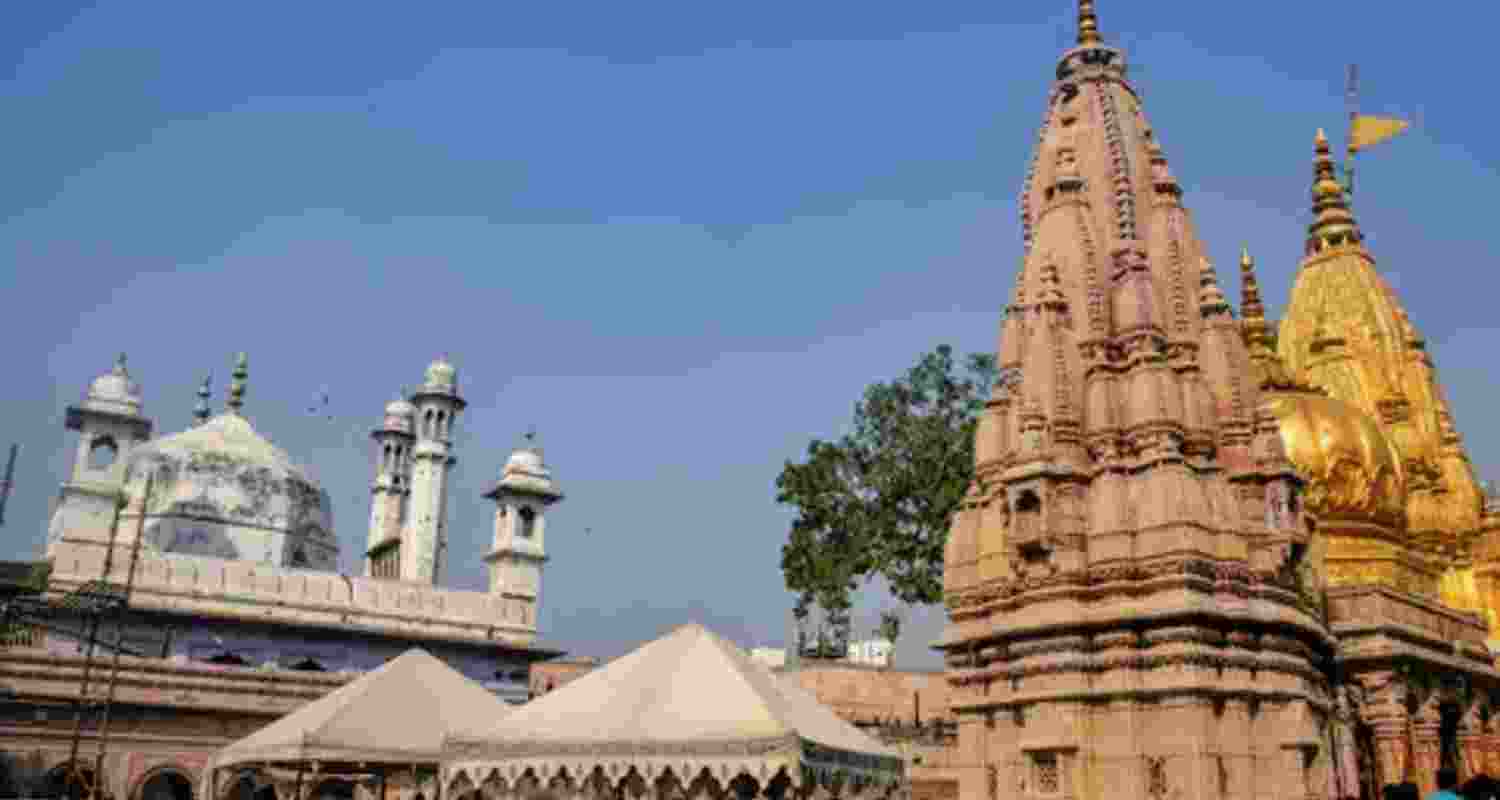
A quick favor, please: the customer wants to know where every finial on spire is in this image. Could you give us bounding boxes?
[523,426,538,448]
[1077,0,1102,46]
[1308,128,1361,253]
[1239,247,1274,353]
[193,372,213,426]
[1198,257,1230,317]
[226,353,248,415]
[113,353,129,376]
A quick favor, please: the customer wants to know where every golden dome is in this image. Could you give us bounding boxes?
[1265,390,1407,530]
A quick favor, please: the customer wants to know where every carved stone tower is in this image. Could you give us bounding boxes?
[47,354,153,554]
[482,432,562,632]
[940,4,1334,799]
[366,395,416,579]
[401,357,466,584]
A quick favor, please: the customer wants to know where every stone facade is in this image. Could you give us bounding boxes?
[935,4,1500,800]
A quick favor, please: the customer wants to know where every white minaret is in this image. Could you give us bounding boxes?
[482,431,563,630]
[366,395,415,579]
[400,357,465,583]
[47,354,154,554]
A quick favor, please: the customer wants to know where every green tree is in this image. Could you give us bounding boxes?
[777,344,998,621]
[877,609,903,647]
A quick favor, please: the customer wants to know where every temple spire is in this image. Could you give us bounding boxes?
[1077,0,1102,46]
[226,353,248,415]
[1308,128,1362,253]
[1239,246,1274,354]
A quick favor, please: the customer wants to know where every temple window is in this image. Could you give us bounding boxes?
[1032,752,1060,797]
[88,437,118,470]
[1014,490,1042,540]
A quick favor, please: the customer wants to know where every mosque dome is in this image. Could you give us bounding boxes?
[123,412,337,570]
[84,354,144,416]
[1265,390,1407,530]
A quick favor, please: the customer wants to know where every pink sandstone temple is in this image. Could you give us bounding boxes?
[939,2,1500,800]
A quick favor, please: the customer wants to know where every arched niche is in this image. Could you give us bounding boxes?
[89,437,119,471]
[310,778,356,800]
[224,770,276,800]
[41,762,104,800]
[136,768,195,800]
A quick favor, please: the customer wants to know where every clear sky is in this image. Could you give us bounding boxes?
[3,2,1498,670]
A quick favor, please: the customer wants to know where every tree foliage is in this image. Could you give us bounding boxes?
[777,345,998,623]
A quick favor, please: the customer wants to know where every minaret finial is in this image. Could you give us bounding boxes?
[1308,128,1361,253]
[524,426,538,448]
[113,352,129,375]
[193,372,214,426]
[226,353,248,415]
[1077,0,1102,46]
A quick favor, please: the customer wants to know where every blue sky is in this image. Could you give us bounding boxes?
[3,2,1498,669]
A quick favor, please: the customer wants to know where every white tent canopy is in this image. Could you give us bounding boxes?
[212,648,513,769]
[442,624,904,797]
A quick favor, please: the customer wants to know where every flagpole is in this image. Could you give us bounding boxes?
[1344,64,1359,205]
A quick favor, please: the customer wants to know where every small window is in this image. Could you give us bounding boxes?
[88,437,118,470]
[519,507,536,538]
[1034,752,1060,796]
[290,547,309,567]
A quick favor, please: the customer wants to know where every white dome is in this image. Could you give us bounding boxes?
[487,442,562,500]
[84,354,143,416]
[124,414,336,569]
[506,448,544,473]
[381,397,417,435]
[423,357,458,392]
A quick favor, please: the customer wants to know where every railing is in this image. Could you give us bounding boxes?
[0,623,44,648]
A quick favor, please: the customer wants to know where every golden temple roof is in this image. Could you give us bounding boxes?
[1239,247,1407,531]
[1278,130,1483,540]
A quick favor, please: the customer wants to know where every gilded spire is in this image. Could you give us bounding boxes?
[226,353,248,415]
[1077,0,1102,46]
[1308,128,1362,253]
[193,372,213,426]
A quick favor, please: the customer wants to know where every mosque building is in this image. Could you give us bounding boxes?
[0,354,564,800]
[937,3,1500,800]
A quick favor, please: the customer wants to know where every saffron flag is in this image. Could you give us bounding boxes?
[1349,114,1410,152]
